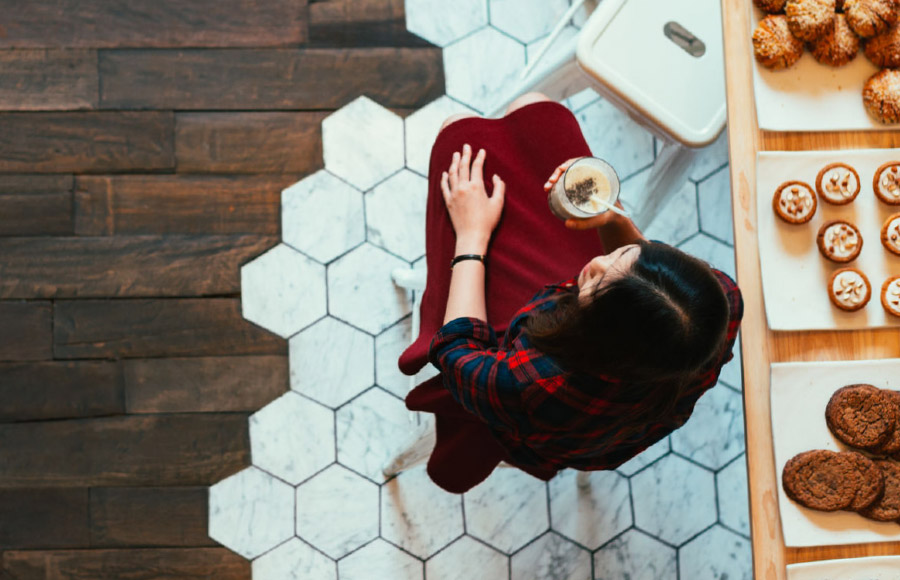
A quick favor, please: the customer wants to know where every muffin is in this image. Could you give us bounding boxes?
[844,0,899,37]
[811,14,861,65]
[816,162,861,203]
[862,69,900,124]
[874,161,900,203]
[864,20,900,67]
[817,220,863,262]
[773,180,817,223]
[786,0,837,41]
[754,15,806,69]
[880,212,900,254]
[882,275,900,316]
[829,267,872,311]
[756,0,789,11]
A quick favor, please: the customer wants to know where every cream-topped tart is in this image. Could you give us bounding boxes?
[816,162,861,204]
[881,276,900,317]
[874,162,900,205]
[817,220,863,262]
[881,213,900,256]
[773,180,817,224]
[829,267,871,311]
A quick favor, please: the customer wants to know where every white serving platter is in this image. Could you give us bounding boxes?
[787,555,900,579]
[750,7,890,132]
[771,359,900,548]
[757,149,900,331]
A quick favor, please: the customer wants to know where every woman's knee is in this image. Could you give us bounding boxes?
[505,92,553,116]
[439,112,479,133]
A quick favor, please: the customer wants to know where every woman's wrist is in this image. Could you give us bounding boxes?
[454,233,490,255]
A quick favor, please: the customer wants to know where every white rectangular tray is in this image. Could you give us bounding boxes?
[787,555,900,579]
[750,7,890,132]
[771,359,900,548]
[757,149,900,331]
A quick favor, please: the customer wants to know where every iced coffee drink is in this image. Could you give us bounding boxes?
[548,157,620,220]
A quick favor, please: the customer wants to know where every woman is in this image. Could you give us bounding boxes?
[399,93,743,493]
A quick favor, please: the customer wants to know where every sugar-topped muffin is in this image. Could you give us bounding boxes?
[817,220,863,262]
[829,267,872,311]
[816,162,861,203]
[844,0,899,37]
[754,15,806,69]
[773,180,818,223]
[755,0,789,11]
[786,0,837,41]
[863,69,900,124]
[811,14,861,66]
[864,20,900,67]
[874,161,900,203]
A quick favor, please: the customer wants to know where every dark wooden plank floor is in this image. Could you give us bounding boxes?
[0,1,442,577]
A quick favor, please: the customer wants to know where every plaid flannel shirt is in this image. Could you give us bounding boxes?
[428,269,743,473]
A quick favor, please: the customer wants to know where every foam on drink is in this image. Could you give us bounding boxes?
[564,164,612,213]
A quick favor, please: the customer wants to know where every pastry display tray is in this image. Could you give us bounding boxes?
[757,149,900,331]
[787,555,900,579]
[771,359,900,548]
[750,7,890,132]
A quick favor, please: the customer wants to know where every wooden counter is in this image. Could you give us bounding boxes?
[721,0,900,577]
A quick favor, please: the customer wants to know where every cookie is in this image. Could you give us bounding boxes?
[859,460,900,521]
[755,0,789,11]
[844,0,899,37]
[880,213,900,255]
[842,451,887,510]
[864,20,900,67]
[816,162,861,204]
[786,0,838,40]
[826,384,897,449]
[872,389,900,454]
[773,180,817,223]
[817,220,863,262]
[782,449,860,511]
[811,14,861,66]
[829,268,872,311]
[881,275,900,317]
[753,15,806,69]
[863,69,900,124]
[874,161,900,204]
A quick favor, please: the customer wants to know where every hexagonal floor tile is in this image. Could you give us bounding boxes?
[717,455,751,537]
[630,454,717,546]
[338,539,423,580]
[281,170,366,264]
[490,0,569,43]
[444,27,526,114]
[575,98,655,181]
[241,243,327,339]
[548,469,632,550]
[208,467,294,559]
[322,96,405,192]
[510,532,591,580]
[698,166,734,245]
[464,468,549,554]
[526,25,579,65]
[566,87,600,112]
[328,243,411,335]
[381,467,464,558]
[375,317,416,399]
[252,538,335,580]
[671,384,745,470]
[677,233,736,280]
[616,436,671,477]
[367,170,428,262]
[405,0,488,47]
[405,96,477,177]
[425,536,508,580]
[593,529,677,580]
[296,465,379,559]
[689,129,730,182]
[289,317,374,408]
[678,525,752,580]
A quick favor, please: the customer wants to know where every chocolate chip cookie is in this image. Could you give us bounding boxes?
[782,449,861,511]
[843,451,886,510]
[859,460,900,521]
[826,384,898,450]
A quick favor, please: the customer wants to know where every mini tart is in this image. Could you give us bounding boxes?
[874,161,900,204]
[817,220,863,262]
[773,180,817,223]
[755,0,789,11]
[753,15,806,69]
[863,69,900,124]
[811,14,860,66]
[815,162,861,203]
[829,267,872,311]
[880,212,900,255]
[786,0,837,41]
[881,275,900,316]
[864,20,900,67]
[844,0,899,38]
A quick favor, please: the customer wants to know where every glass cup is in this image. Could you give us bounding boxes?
[548,157,621,220]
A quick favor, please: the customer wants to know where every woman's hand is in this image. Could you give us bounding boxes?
[441,144,505,248]
[544,156,628,231]
[542,157,582,194]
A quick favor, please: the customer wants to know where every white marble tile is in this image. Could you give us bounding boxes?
[336,387,427,483]
[405,0,488,47]
[637,174,700,247]
[381,467,465,558]
[719,332,743,391]
[425,536,509,580]
[698,166,735,245]
[295,465,379,559]
[510,531,591,580]
[689,130,730,182]
[327,243,411,335]
[630,454,717,546]
[241,243,327,339]
[616,436,671,477]
[374,317,414,398]
[464,468,549,554]
[289,317,374,408]
[208,467,295,559]
[367,169,428,262]
[281,170,366,264]
[337,539,424,580]
[405,96,477,177]
[490,0,570,43]
[671,384,745,470]
[444,28,526,114]
[322,96,405,192]
[677,233,737,280]
[249,392,335,485]
[593,529,677,580]
[575,98,656,180]
[252,538,336,580]
[548,469,632,550]
[564,87,600,113]
[678,525,752,580]
[525,25,579,66]
[717,455,751,537]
